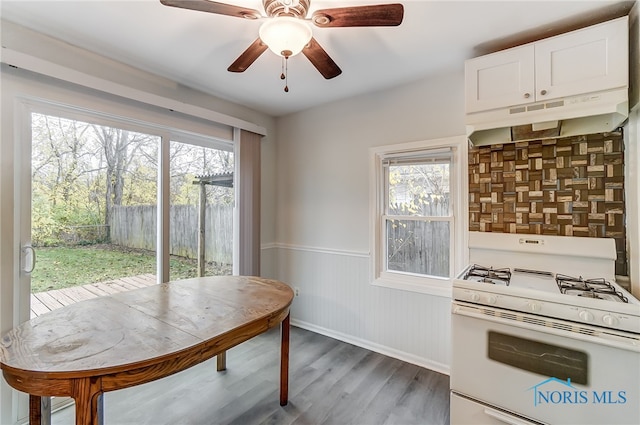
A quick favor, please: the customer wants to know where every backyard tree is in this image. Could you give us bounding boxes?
[31,114,99,244]
[32,114,158,244]
[92,125,157,239]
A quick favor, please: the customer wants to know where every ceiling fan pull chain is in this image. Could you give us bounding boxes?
[284,56,289,93]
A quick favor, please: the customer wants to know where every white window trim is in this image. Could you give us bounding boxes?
[369,135,468,298]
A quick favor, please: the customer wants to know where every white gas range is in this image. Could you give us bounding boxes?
[450,232,640,425]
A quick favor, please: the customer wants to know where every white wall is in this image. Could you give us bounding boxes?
[269,71,466,373]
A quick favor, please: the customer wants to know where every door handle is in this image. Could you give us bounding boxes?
[22,244,36,274]
[484,407,536,425]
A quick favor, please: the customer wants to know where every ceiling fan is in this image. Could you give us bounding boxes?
[160,0,404,82]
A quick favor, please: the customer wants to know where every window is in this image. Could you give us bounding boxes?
[370,136,467,296]
[385,151,451,277]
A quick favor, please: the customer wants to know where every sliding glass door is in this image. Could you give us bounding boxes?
[3,61,254,423]
[21,109,234,320]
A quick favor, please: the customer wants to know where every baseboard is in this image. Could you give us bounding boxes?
[291,319,450,376]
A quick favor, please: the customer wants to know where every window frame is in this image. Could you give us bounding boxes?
[369,136,468,297]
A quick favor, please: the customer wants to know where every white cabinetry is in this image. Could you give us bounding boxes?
[465,16,628,114]
[465,45,535,113]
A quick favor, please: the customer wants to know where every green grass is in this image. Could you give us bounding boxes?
[31,245,230,293]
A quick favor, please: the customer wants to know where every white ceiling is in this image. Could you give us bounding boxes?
[1,0,634,116]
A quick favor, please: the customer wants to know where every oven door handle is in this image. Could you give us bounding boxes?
[452,302,640,352]
[483,407,538,425]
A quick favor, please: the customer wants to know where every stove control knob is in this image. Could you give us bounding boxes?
[470,293,480,302]
[487,295,497,304]
[528,302,541,312]
[602,314,618,326]
[578,310,594,322]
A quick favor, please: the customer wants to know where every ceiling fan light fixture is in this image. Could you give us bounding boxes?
[259,16,312,57]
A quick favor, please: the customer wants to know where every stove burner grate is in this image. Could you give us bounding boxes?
[556,274,628,303]
[577,291,605,299]
[464,264,511,285]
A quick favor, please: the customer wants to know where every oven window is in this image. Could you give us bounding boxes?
[488,331,589,385]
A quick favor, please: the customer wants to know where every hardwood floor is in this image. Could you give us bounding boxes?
[51,327,450,425]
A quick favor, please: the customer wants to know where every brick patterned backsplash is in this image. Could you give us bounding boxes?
[468,131,627,275]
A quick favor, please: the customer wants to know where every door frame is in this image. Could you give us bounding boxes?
[3,91,237,423]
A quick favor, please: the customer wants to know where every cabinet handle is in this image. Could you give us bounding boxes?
[524,93,530,99]
[540,89,547,95]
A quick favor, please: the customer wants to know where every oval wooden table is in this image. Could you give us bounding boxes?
[1,276,294,425]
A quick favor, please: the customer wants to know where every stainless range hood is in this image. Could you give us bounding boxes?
[466,87,628,145]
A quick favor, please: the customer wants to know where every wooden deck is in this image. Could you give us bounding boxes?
[30,274,157,318]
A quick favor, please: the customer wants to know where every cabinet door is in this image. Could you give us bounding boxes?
[534,17,628,101]
[465,45,535,113]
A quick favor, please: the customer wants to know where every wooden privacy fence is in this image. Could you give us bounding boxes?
[110,205,232,264]
[387,194,450,277]
[386,220,450,277]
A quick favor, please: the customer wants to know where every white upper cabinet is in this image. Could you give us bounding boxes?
[535,18,627,101]
[465,16,628,114]
[465,45,535,113]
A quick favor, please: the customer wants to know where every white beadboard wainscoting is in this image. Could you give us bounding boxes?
[262,244,452,375]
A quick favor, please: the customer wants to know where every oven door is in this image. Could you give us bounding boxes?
[451,301,640,425]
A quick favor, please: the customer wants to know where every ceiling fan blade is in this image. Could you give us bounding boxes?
[312,3,403,27]
[228,38,268,73]
[302,38,342,79]
[160,0,262,19]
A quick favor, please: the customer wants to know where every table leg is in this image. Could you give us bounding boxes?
[29,395,41,425]
[216,351,227,371]
[72,378,103,425]
[280,313,290,406]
